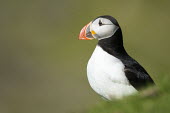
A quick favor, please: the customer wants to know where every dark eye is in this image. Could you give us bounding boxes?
[99,19,103,26]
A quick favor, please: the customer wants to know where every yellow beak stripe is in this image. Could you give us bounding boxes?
[91,30,96,35]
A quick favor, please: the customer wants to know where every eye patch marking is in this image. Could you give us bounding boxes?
[99,19,113,26]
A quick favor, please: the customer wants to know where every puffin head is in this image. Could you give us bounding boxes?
[79,15,120,40]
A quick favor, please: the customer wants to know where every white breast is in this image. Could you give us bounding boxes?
[87,46,137,100]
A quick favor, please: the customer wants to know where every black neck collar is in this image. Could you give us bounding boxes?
[98,28,128,57]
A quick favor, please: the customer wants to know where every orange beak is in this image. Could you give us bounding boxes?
[79,22,94,40]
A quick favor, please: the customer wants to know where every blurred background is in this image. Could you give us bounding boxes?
[0,0,170,113]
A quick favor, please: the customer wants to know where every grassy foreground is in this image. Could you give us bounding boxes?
[85,73,170,113]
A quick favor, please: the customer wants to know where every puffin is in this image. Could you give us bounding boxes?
[79,15,155,100]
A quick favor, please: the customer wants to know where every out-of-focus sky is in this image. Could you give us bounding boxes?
[0,0,170,113]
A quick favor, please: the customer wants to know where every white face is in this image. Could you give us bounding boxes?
[90,18,119,40]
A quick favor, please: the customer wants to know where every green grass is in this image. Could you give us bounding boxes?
[86,73,170,113]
